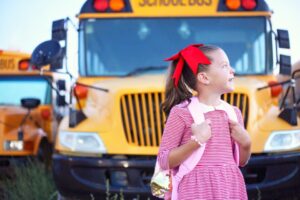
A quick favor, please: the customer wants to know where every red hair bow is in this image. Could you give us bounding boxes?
[165,44,211,87]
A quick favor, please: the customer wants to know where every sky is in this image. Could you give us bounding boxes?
[0,0,82,52]
[0,0,300,67]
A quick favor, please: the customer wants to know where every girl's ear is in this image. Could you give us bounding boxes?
[197,72,210,85]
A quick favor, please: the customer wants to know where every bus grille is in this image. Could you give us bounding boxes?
[120,92,249,147]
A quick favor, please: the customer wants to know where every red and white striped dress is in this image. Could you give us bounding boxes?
[158,102,248,200]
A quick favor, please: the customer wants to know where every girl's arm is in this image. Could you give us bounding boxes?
[238,138,251,166]
[169,119,212,168]
[229,120,251,166]
[157,106,187,170]
[158,106,211,169]
[168,140,200,168]
[231,107,251,166]
[158,106,201,170]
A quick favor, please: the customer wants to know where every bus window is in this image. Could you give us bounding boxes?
[79,17,268,76]
[0,76,51,105]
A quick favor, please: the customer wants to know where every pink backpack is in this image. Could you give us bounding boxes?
[151,97,240,200]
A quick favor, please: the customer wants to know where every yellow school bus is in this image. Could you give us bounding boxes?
[42,0,300,199]
[0,50,58,170]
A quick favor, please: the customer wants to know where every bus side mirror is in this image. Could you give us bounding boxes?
[51,19,68,70]
[30,40,62,70]
[279,55,291,75]
[21,98,41,109]
[277,29,290,49]
[52,19,67,41]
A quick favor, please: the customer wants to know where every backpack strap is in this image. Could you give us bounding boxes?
[172,97,207,200]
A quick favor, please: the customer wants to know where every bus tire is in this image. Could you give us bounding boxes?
[37,138,53,169]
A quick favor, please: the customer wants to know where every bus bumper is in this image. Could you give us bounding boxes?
[53,152,300,200]
[52,154,157,199]
[243,152,300,199]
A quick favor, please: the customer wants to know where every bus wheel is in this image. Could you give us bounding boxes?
[37,138,53,169]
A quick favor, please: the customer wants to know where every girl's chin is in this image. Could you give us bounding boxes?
[217,83,234,94]
[228,82,235,90]
[223,83,235,93]
[223,88,234,94]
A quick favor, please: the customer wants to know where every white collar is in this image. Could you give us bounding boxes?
[190,96,238,122]
[191,96,227,113]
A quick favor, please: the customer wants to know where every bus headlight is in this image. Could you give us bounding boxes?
[4,140,24,151]
[264,130,300,152]
[59,131,107,153]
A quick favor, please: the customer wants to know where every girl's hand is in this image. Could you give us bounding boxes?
[191,119,212,144]
[229,119,251,149]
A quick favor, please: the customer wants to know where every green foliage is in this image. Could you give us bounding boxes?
[0,159,56,200]
[0,159,151,200]
[105,179,125,200]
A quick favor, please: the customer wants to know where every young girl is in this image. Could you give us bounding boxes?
[158,44,251,200]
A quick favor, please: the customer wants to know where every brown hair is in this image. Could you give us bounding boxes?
[162,45,220,117]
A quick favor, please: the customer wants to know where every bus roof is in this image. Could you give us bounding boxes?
[0,50,30,58]
[0,50,41,74]
[78,0,271,19]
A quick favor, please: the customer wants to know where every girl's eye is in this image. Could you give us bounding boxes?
[222,65,227,68]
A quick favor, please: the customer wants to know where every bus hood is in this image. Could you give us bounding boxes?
[83,74,268,95]
[82,75,167,127]
[82,74,269,124]
[90,74,167,92]
[0,106,27,134]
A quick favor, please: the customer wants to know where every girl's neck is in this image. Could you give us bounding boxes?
[197,90,221,107]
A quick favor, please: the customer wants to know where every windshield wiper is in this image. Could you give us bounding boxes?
[124,66,167,77]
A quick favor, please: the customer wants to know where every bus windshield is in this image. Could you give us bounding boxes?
[0,76,51,105]
[79,17,270,76]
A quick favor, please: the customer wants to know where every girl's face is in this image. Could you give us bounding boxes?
[202,49,235,94]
